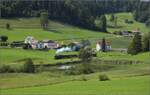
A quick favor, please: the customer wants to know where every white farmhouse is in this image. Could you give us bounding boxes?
[42,40,59,49]
[96,41,112,51]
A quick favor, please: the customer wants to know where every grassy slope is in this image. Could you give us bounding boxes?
[97,52,150,62]
[0,63,150,95]
[107,13,150,33]
[1,76,149,95]
[1,12,149,65]
[0,19,113,42]
[0,13,150,95]
[0,48,149,64]
[0,48,80,64]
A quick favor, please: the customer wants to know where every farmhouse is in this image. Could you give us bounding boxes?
[24,36,59,49]
[96,41,112,51]
[42,40,59,49]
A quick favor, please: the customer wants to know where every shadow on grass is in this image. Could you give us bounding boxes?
[48,29,62,34]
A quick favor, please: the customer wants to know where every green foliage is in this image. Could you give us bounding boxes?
[81,76,88,81]
[99,74,110,81]
[0,64,23,73]
[98,15,107,32]
[0,65,13,73]
[79,47,93,62]
[101,38,106,52]
[142,32,150,52]
[23,58,35,73]
[65,63,94,75]
[133,2,150,23]
[80,40,91,48]
[128,33,142,55]
[110,14,115,22]
[114,16,118,28]
[6,23,10,29]
[146,19,150,28]
[40,11,49,30]
[0,35,8,42]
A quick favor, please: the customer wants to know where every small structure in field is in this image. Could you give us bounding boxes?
[56,47,72,54]
[24,36,59,49]
[96,40,112,51]
[42,40,59,49]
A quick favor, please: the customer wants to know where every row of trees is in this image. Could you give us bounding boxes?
[133,1,150,24]
[128,32,150,55]
[1,0,149,30]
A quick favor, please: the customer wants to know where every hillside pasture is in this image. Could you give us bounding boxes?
[106,13,150,33]
[0,63,150,95]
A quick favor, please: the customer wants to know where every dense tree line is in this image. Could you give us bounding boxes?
[0,0,149,30]
[133,1,150,24]
[128,32,150,55]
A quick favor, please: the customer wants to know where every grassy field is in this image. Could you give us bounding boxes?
[0,63,150,95]
[106,13,150,33]
[0,48,80,64]
[0,12,150,95]
[1,76,149,95]
[97,51,150,63]
[0,48,149,65]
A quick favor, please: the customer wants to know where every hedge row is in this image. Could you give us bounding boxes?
[55,53,97,59]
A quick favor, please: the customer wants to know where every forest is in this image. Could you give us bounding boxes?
[0,0,149,30]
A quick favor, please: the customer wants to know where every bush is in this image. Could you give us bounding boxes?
[80,40,91,48]
[6,23,10,29]
[55,54,78,59]
[124,19,133,24]
[65,63,94,75]
[81,63,94,74]
[0,65,15,73]
[23,58,35,73]
[10,41,24,48]
[145,19,150,28]
[81,76,88,81]
[79,47,93,62]
[0,42,9,46]
[99,74,110,81]
[0,36,8,42]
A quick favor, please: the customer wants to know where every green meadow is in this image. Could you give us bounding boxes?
[0,13,150,95]
[0,63,150,95]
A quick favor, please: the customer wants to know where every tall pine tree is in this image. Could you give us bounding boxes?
[101,38,106,52]
[142,32,150,52]
[128,33,142,55]
[99,15,107,32]
[40,11,49,30]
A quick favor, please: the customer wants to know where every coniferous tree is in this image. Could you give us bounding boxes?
[146,19,150,28]
[40,11,49,30]
[110,14,115,22]
[114,16,118,28]
[79,47,93,62]
[23,58,35,73]
[99,15,107,32]
[128,33,142,55]
[101,38,106,52]
[142,32,150,52]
